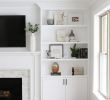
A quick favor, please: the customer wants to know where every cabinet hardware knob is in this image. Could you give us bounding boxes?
[63,79,65,85]
[66,79,67,85]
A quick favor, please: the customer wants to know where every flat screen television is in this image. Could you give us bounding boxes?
[0,15,26,47]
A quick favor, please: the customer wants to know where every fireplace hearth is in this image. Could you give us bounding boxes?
[0,78,22,100]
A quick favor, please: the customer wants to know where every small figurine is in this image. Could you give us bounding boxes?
[69,30,75,42]
[52,62,59,73]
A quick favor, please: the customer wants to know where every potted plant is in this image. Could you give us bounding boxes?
[26,22,39,51]
[70,44,78,58]
[26,22,39,33]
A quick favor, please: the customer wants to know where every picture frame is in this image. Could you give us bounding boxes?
[49,44,64,59]
[68,13,83,25]
[56,29,66,42]
[72,67,84,75]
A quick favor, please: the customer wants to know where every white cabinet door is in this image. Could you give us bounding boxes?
[66,77,87,100]
[42,77,65,100]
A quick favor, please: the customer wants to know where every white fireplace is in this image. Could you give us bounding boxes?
[0,70,30,100]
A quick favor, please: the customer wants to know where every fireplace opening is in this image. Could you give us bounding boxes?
[0,78,22,100]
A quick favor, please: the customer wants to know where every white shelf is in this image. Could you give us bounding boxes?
[41,75,87,78]
[42,58,88,61]
[42,41,88,45]
[42,25,88,28]
[0,51,41,55]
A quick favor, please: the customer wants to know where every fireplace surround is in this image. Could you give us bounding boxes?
[0,70,30,100]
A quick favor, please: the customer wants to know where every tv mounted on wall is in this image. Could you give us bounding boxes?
[0,15,26,47]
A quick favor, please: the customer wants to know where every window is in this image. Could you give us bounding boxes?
[99,12,110,99]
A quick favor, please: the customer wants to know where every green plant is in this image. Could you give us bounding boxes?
[70,44,77,57]
[26,22,39,33]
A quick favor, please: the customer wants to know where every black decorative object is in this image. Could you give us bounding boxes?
[79,48,88,58]
[69,30,75,42]
[72,67,74,75]
[70,44,88,58]
[51,72,61,76]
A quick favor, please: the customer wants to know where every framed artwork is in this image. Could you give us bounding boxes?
[72,67,84,75]
[68,13,83,25]
[56,29,66,42]
[49,44,64,59]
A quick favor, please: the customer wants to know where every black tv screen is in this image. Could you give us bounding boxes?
[0,15,26,47]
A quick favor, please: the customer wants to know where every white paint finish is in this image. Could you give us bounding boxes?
[42,77,87,100]
[41,4,89,100]
[0,1,91,100]
[0,54,34,69]
[35,54,41,100]
[0,70,30,100]
[90,0,110,100]
[37,0,96,7]
[42,77,65,100]
[66,77,87,100]
[41,26,88,43]
[37,1,89,9]
[41,60,88,76]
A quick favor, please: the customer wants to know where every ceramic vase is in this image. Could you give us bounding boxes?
[30,33,36,52]
[47,11,54,25]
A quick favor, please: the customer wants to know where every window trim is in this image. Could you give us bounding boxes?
[99,11,110,99]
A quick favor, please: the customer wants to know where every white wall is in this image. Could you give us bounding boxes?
[90,0,110,100]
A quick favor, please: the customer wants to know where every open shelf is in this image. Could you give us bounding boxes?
[42,25,88,28]
[41,7,89,100]
[0,51,41,55]
[42,41,88,45]
[42,58,88,61]
[41,75,87,78]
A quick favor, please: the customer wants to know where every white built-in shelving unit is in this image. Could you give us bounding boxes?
[41,8,89,100]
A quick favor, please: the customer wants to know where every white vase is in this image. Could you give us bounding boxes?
[30,33,36,52]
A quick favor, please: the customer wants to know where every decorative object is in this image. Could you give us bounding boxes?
[49,44,63,59]
[26,22,39,51]
[51,62,61,76]
[68,13,83,25]
[46,50,51,58]
[51,72,61,75]
[72,17,79,22]
[56,29,66,42]
[52,62,59,73]
[30,33,36,51]
[69,30,76,42]
[79,48,88,58]
[72,67,84,75]
[47,11,54,25]
[54,11,64,25]
[70,44,78,58]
